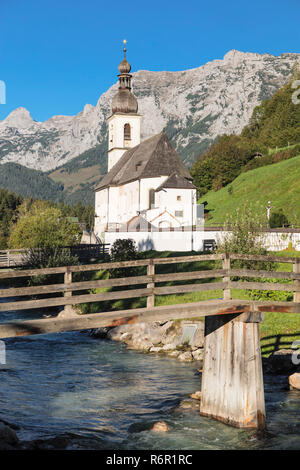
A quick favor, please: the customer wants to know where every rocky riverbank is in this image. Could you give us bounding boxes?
[89,320,205,365]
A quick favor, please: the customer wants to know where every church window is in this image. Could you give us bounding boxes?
[175,210,183,217]
[177,195,181,201]
[149,189,155,209]
[124,123,131,141]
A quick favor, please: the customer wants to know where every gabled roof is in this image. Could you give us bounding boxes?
[155,172,196,192]
[95,132,192,191]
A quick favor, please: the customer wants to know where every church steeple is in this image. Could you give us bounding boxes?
[112,40,138,114]
[107,41,141,171]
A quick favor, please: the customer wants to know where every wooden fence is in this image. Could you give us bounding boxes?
[0,244,110,268]
[0,252,299,338]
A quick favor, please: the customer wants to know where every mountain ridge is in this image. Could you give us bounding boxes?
[1,49,299,173]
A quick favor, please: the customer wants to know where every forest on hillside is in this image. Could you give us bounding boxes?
[191,71,300,196]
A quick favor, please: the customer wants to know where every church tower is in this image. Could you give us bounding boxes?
[107,41,141,171]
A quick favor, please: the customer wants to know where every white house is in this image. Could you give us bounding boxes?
[94,46,197,243]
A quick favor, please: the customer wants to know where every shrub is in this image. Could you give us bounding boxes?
[110,238,138,278]
[269,210,289,228]
[216,204,275,271]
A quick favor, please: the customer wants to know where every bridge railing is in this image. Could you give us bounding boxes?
[0,252,299,338]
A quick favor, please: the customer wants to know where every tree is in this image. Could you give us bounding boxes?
[8,201,82,248]
[110,238,138,278]
[269,210,289,228]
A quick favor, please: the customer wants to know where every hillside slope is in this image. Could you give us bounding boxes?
[0,163,64,202]
[201,155,300,225]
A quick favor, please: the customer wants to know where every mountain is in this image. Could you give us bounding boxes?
[1,50,299,176]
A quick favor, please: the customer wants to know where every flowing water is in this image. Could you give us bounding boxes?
[0,300,299,450]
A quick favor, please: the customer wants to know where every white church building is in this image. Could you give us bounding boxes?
[94,45,202,251]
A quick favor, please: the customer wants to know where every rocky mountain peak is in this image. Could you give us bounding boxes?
[1,107,36,129]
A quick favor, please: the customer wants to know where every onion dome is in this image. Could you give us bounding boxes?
[112,89,138,114]
[118,57,131,74]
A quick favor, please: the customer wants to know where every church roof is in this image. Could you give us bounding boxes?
[155,172,196,191]
[95,132,193,191]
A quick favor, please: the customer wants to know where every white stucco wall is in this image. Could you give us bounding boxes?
[103,229,300,252]
[95,177,197,236]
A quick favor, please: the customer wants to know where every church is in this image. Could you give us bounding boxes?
[94,44,199,249]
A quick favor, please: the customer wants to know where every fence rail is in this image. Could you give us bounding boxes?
[0,253,299,338]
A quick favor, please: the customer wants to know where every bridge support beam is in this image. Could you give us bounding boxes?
[200,312,266,430]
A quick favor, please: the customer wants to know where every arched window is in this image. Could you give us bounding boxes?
[124,123,131,141]
[149,189,155,209]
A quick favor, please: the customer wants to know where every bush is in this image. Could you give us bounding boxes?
[22,246,79,286]
[269,210,289,228]
[110,238,138,278]
[216,204,275,271]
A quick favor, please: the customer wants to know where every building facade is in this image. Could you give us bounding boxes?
[94,46,197,244]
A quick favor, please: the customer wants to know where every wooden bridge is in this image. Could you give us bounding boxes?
[0,253,299,430]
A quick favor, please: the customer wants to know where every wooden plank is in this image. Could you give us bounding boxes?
[154,269,226,282]
[64,267,73,316]
[0,275,152,298]
[0,287,152,312]
[0,266,68,279]
[154,282,226,296]
[229,269,299,280]
[223,253,231,300]
[152,254,224,264]
[147,260,155,308]
[0,299,298,339]
[230,253,298,263]
[0,299,252,339]
[229,281,295,292]
[294,260,300,302]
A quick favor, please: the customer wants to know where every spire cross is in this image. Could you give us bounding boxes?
[123,39,127,57]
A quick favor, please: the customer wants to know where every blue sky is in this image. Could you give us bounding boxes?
[0,0,299,121]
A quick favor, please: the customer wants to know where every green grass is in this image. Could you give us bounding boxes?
[201,154,300,226]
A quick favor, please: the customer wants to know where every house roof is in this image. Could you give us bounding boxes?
[155,172,196,192]
[95,132,193,191]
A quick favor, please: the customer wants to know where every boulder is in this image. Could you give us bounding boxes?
[151,421,170,432]
[192,348,203,361]
[176,399,199,410]
[168,350,180,358]
[190,390,202,400]
[150,346,164,353]
[178,351,193,362]
[289,372,300,390]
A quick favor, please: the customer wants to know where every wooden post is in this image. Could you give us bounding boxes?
[223,253,231,300]
[147,260,155,308]
[200,311,266,430]
[62,267,74,316]
[293,259,300,302]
